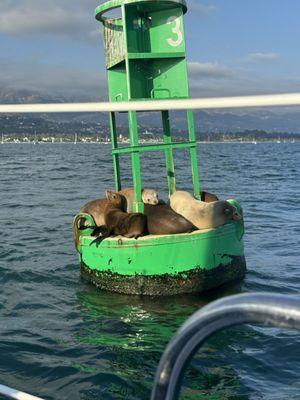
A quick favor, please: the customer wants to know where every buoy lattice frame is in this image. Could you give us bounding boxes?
[95,0,199,212]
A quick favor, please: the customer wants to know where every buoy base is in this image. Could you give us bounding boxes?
[80,256,246,296]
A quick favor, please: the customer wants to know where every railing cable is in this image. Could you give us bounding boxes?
[0,384,44,400]
[1,93,300,113]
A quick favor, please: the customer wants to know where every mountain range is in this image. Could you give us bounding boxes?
[1,87,300,134]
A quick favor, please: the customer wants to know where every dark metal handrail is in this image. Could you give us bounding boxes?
[151,293,300,400]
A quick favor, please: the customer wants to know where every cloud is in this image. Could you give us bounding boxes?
[188,62,232,78]
[0,57,107,100]
[187,61,300,98]
[189,1,217,15]
[0,0,216,42]
[246,52,280,62]
[188,72,300,99]
[0,0,100,43]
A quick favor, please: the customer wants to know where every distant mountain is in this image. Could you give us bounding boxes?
[0,87,66,105]
[1,87,300,134]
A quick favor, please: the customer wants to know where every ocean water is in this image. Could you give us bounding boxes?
[0,142,299,399]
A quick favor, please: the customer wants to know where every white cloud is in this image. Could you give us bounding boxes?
[187,60,300,98]
[189,1,217,15]
[188,62,232,78]
[0,57,106,100]
[0,0,100,42]
[188,71,300,98]
[246,52,280,62]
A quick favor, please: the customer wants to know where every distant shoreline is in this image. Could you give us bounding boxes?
[1,140,298,145]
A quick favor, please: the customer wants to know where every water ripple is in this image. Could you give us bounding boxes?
[0,142,299,399]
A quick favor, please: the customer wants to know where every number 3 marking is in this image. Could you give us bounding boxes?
[167,16,183,47]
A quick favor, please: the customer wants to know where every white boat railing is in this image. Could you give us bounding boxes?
[0,384,44,400]
[151,293,300,400]
[0,92,300,114]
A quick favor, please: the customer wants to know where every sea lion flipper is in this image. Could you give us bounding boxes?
[89,226,111,246]
[92,225,110,237]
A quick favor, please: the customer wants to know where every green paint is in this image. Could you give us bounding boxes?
[109,112,121,191]
[128,110,144,213]
[187,110,201,199]
[79,220,244,276]
[162,110,176,195]
[73,0,247,295]
[96,0,198,208]
[112,141,196,155]
[95,0,188,22]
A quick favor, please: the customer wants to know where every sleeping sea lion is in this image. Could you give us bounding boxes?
[119,188,159,212]
[104,191,147,239]
[144,204,197,235]
[79,188,159,225]
[170,191,241,230]
[72,188,158,248]
[201,191,219,203]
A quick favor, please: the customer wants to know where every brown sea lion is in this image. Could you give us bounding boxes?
[119,188,159,212]
[80,198,107,227]
[79,188,159,225]
[73,188,158,248]
[201,191,219,203]
[170,191,241,230]
[144,204,197,235]
[104,191,147,239]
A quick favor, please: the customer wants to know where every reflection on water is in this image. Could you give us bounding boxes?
[0,143,299,399]
[74,282,252,399]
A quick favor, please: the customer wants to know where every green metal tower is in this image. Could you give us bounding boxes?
[95,0,200,212]
[72,0,246,296]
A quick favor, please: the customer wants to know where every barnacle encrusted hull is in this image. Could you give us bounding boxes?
[76,214,246,296]
[81,257,246,296]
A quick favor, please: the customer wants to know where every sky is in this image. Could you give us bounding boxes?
[0,0,300,100]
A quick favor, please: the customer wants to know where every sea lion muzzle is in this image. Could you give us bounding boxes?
[232,211,242,221]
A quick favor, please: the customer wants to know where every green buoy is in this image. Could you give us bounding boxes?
[74,0,246,296]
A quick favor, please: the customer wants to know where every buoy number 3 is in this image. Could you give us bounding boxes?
[166,16,183,47]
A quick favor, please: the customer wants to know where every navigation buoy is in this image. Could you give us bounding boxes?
[73,0,246,296]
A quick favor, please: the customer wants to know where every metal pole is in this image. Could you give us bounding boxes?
[187,110,200,199]
[162,111,176,195]
[128,110,143,213]
[109,112,122,191]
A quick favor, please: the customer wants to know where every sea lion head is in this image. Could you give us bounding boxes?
[142,189,159,205]
[223,202,242,221]
[106,191,124,209]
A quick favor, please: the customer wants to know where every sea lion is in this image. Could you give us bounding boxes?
[104,191,147,239]
[72,188,158,248]
[170,191,241,230]
[80,198,107,227]
[144,204,197,235]
[201,191,219,203]
[79,188,159,225]
[79,188,158,226]
[119,188,159,212]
